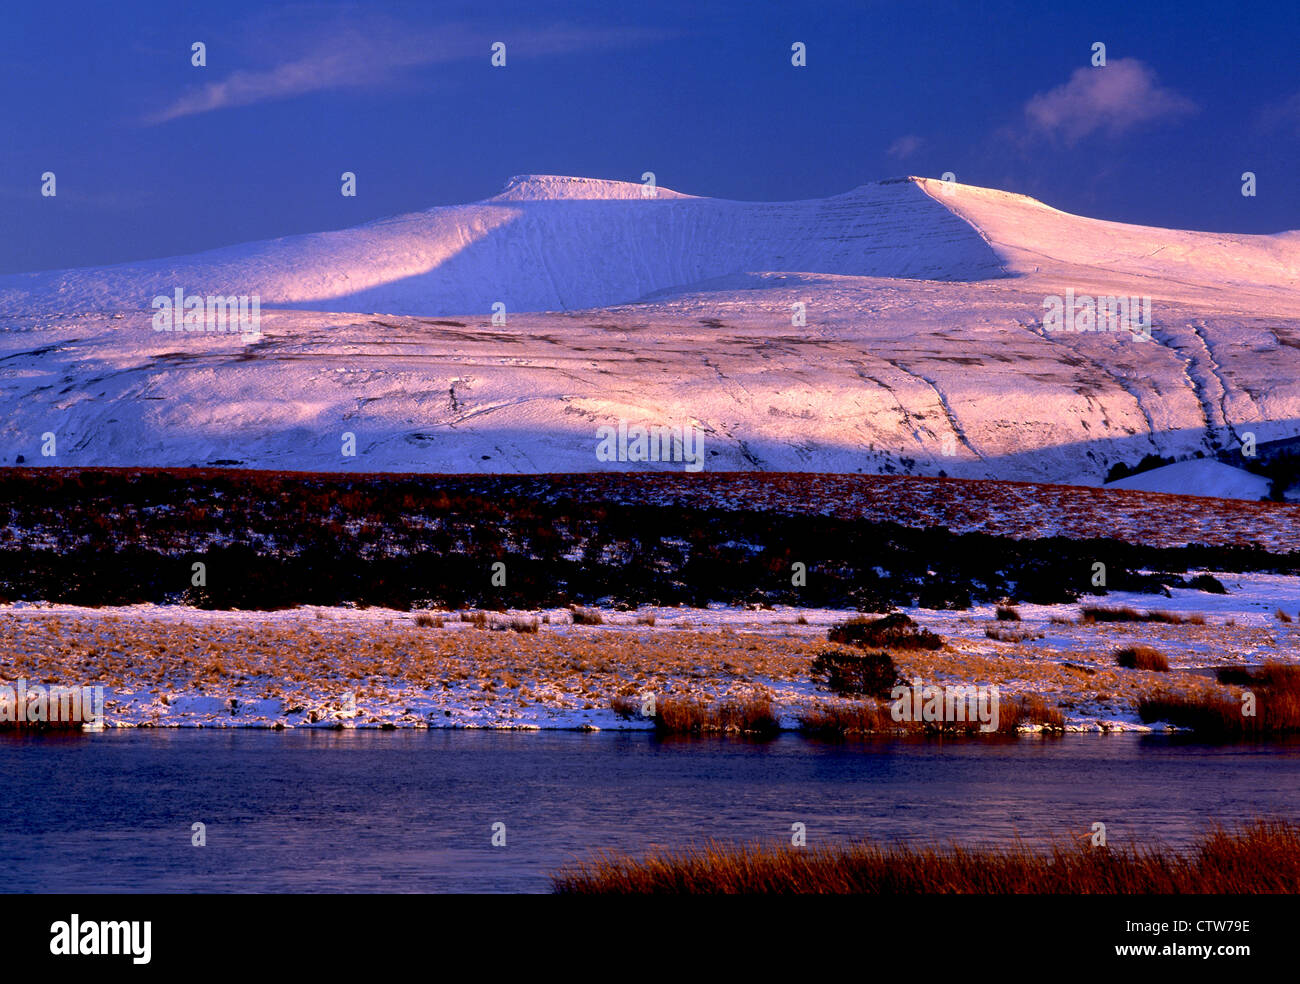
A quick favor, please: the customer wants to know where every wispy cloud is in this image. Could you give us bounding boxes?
[1021,58,1197,143]
[1256,90,1300,134]
[144,17,667,125]
[886,134,924,160]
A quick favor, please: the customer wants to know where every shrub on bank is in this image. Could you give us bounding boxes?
[809,649,901,698]
[827,613,943,651]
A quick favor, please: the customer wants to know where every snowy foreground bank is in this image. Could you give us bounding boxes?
[3,573,1298,733]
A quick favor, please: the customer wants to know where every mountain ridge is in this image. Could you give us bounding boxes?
[4,174,1294,319]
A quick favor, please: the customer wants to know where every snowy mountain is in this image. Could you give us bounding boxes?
[1105,460,1274,501]
[0,176,1012,316]
[2,174,1299,485]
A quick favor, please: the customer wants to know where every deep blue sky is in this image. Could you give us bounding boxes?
[3,0,1298,273]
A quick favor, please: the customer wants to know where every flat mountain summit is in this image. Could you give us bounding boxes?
[5,174,1293,318]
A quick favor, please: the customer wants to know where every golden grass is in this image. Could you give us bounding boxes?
[1140,659,1300,736]
[999,694,1066,731]
[796,701,892,736]
[797,693,1062,737]
[0,614,817,725]
[0,607,1286,732]
[653,695,780,736]
[1259,661,1300,692]
[553,819,1300,893]
[1139,690,1300,736]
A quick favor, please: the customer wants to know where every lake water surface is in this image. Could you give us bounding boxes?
[3,730,1299,893]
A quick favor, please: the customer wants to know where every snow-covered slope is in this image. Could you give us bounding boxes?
[2,174,1299,484]
[0,176,1008,317]
[1105,460,1273,501]
[923,177,1300,313]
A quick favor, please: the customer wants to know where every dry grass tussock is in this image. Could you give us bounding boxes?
[797,693,1062,737]
[984,624,1043,643]
[1080,605,1204,625]
[1114,645,1169,672]
[1140,662,1300,736]
[492,617,539,634]
[650,695,780,736]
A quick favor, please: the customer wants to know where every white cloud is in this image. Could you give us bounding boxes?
[1022,58,1197,143]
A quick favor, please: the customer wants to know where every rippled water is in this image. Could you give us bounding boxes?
[3,730,1298,892]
